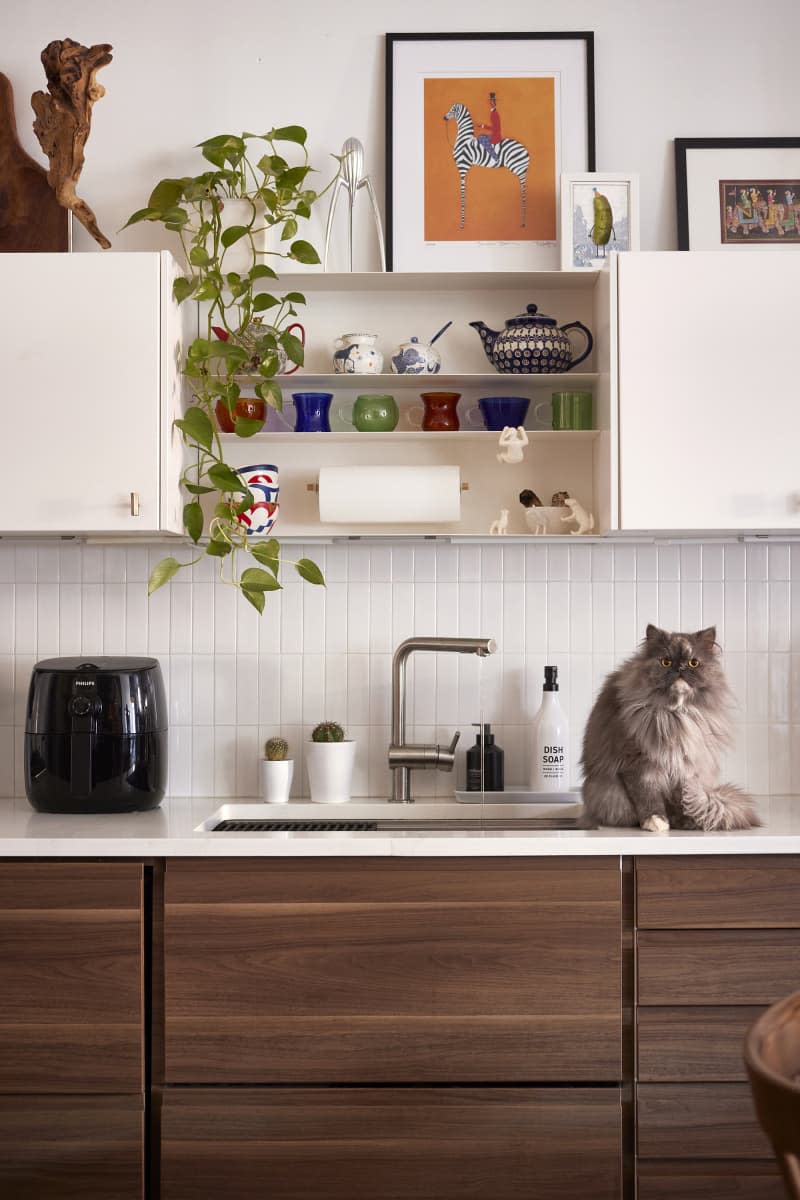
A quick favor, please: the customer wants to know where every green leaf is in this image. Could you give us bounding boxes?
[280,217,298,242]
[250,539,280,573]
[189,244,211,266]
[252,293,281,312]
[242,587,266,614]
[208,462,247,493]
[221,225,248,248]
[255,353,281,379]
[280,166,310,188]
[295,201,311,219]
[269,125,307,146]
[194,279,219,302]
[280,331,304,367]
[121,206,158,229]
[148,178,187,209]
[206,539,233,558]
[254,379,283,408]
[240,567,282,592]
[148,557,183,594]
[289,239,321,265]
[161,206,190,230]
[172,276,194,303]
[282,291,306,304]
[250,263,278,281]
[187,337,212,360]
[233,416,263,438]
[295,557,325,586]
[214,500,236,519]
[183,501,204,544]
[184,483,215,495]
[175,405,214,452]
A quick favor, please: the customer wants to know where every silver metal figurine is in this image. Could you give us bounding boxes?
[323,137,386,272]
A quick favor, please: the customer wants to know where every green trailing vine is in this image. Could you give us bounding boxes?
[124,128,328,613]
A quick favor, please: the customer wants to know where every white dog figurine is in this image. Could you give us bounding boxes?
[561,497,595,535]
[496,426,528,464]
[489,508,509,536]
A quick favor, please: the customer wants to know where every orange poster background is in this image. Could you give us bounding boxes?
[424,76,556,243]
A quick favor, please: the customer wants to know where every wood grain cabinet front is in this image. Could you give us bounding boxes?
[161,1086,622,1200]
[635,856,800,1197]
[0,861,146,1200]
[163,857,622,1083]
[0,861,144,1092]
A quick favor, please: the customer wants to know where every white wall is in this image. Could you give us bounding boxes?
[8,0,799,258]
[1,541,798,799]
[5,5,799,801]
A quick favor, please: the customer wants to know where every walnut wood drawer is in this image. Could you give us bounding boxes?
[637,929,800,1005]
[0,861,144,1092]
[0,1094,144,1199]
[637,857,800,928]
[637,1084,771,1159]
[164,857,622,1083]
[161,1086,622,1200]
[638,1006,762,1081]
[637,1159,785,1199]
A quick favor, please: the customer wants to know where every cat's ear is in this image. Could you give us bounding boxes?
[645,624,667,643]
[694,626,717,650]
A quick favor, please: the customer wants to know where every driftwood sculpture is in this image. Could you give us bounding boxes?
[31,38,113,248]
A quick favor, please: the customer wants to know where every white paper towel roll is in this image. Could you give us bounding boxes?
[318,465,461,524]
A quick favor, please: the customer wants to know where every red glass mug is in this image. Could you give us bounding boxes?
[409,391,462,431]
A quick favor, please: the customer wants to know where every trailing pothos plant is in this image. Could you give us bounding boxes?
[124,128,328,613]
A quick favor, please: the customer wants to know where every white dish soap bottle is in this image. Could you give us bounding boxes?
[529,665,570,792]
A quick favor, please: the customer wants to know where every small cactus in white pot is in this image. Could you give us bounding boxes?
[260,736,293,804]
[306,721,356,803]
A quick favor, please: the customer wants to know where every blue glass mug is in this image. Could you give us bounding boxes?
[273,392,333,432]
[466,396,531,431]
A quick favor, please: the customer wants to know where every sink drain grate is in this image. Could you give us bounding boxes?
[213,819,379,832]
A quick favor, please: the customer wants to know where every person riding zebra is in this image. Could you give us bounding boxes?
[474,91,501,165]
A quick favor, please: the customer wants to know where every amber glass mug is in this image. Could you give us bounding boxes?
[408,391,462,431]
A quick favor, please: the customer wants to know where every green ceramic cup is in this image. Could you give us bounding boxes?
[536,391,593,431]
[348,394,399,432]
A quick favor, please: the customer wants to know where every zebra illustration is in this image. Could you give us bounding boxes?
[443,102,530,230]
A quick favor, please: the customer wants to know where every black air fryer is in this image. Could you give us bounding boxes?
[25,657,168,813]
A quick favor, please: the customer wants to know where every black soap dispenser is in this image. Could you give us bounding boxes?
[465,723,505,792]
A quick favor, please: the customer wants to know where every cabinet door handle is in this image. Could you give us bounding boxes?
[130,492,140,517]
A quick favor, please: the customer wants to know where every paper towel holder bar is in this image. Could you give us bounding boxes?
[306,481,470,492]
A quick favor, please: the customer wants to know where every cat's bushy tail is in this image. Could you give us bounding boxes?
[681,781,761,831]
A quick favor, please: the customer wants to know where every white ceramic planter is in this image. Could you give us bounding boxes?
[259,759,294,804]
[305,740,357,804]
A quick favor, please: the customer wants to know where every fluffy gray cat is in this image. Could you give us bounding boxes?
[581,625,759,832]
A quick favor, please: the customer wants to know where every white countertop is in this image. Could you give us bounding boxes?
[0,795,798,857]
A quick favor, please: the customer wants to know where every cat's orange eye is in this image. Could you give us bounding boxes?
[688,657,700,669]
[659,657,672,668]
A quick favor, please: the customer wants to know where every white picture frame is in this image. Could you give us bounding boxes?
[386,33,596,273]
[559,172,640,269]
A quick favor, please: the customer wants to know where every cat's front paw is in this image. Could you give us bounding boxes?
[641,814,670,833]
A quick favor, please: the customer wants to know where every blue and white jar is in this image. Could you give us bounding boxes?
[332,332,384,374]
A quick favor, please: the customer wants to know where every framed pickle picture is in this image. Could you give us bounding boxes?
[560,172,640,269]
[385,32,595,272]
[675,137,800,250]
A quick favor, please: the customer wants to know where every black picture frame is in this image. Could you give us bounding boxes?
[675,136,800,250]
[385,31,596,272]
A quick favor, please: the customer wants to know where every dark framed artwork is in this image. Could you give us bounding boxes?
[675,137,800,250]
[385,32,595,272]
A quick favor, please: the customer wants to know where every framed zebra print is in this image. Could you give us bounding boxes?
[385,32,595,272]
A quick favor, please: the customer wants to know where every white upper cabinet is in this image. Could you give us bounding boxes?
[618,251,800,532]
[0,252,186,536]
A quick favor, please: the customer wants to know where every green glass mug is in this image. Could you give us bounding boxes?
[342,394,399,432]
[534,391,593,431]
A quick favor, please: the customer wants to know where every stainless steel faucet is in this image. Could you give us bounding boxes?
[388,636,497,802]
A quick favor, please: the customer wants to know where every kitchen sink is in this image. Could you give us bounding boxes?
[200,804,593,833]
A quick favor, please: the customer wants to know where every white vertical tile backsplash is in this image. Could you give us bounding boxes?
[0,540,797,798]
